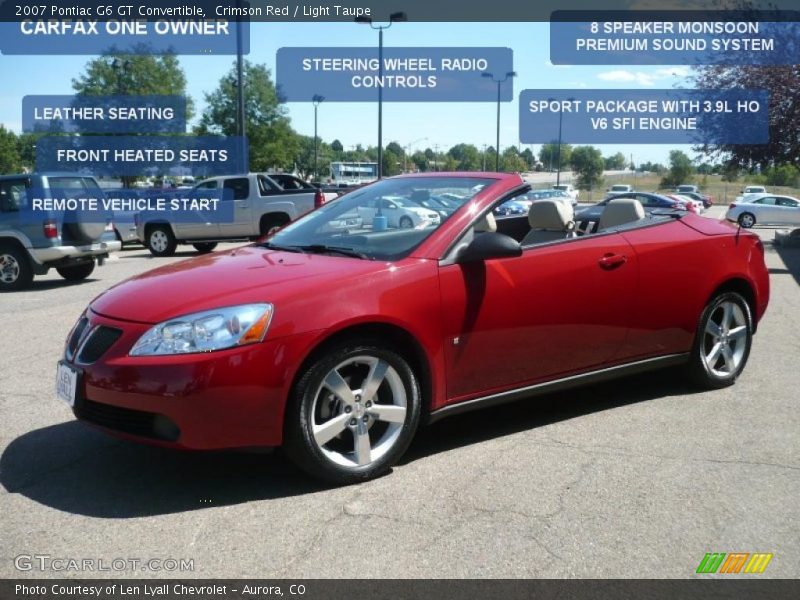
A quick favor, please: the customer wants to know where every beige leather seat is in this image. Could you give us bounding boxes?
[521,200,575,245]
[474,212,497,233]
[598,198,645,230]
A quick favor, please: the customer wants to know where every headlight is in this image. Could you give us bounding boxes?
[130,303,274,356]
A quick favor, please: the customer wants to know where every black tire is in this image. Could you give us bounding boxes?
[738,212,756,228]
[686,292,753,389]
[260,214,291,237]
[284,340,422,484]
[0,244,34,292]
[146,225,177,257]
[56,261,95,281]
[193,242,218,254]
[399,216,414,229]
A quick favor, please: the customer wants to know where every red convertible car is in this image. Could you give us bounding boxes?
[56,173,769,483]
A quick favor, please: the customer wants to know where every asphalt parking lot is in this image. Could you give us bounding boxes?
[1,206,798,579]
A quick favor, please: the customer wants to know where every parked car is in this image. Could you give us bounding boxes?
[136,173,325,256]
[668,194,704,214]
[552,183,579,202]
[57,172,769,483]
[493,200,528,216]
[676,190,714,209]
[0,173,121,291]
[726,194,800,228]
[355,196,441,229]
[735,185,768,204]
[675,184,700,194]
[524,188,576,210]
[576,192,692,232]
[607,184,634,194]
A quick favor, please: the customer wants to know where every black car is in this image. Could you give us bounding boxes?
[575,192,688,233]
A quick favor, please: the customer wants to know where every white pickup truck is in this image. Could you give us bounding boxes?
[136,173,325,256]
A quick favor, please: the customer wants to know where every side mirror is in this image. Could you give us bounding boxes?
[457,232,522,263]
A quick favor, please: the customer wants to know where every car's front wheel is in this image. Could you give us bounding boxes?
[192,242,218,254]
[284,341,421,484]
[687,292,753,389]
[738,212,756,228]
[0,245,33,292]
[399,216,414,229]
[147,225,177,257]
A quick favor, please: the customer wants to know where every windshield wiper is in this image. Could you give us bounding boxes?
[296,244,372,260]
[259,241,303,253]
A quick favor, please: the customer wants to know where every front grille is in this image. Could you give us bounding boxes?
[66,317,89,360]
[78,326,122,363]
[75,399,180,442]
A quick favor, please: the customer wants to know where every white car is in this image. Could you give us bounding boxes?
[670,194,705,214]
[735,185,768,203]
[552,184,579,202]
[726,194,800,228]
[357,196,441,229]
[607,184,634,195]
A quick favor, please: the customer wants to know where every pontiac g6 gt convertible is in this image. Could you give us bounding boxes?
[56,173,769,483]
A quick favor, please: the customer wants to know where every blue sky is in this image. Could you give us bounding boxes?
[0,21,695,165]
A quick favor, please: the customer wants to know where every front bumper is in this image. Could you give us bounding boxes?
[30,241,122,265]
[65,310,318,450]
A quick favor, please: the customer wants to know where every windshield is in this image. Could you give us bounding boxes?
[267,176,496,260]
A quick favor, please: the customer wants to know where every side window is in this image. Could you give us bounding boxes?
[636,194,655,206]
[777,197,798,207]
[223,178,249,200]
[759,197,777,206]
[0,179,28,212]
[195,180,218,191]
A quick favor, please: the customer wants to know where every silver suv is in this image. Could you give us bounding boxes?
[0,173,121,291]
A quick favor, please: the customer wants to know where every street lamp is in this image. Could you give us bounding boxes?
[403,136,427,172]
[356,11,407,179]
[482,71,516,171]
[312,94,324,182]
[548,96,576,186]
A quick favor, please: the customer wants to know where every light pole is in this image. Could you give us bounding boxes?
[482,144,487,171]
[356,11,407,179]
[481,71,516,171]
[312,95,324,182]
[403,136,427,172]
[551,97,575,186]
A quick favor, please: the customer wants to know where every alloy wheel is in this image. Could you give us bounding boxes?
[150,231,168,253]
[0,254,20,284]
[702,300,748,378]
[310,355,408,468]
[739,213,755,228]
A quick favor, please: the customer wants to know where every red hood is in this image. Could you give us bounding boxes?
[91,245,386,324]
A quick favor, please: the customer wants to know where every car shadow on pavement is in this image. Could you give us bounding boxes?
[772,243,800,287]
[23,278,99,292]
[1,369,701,518]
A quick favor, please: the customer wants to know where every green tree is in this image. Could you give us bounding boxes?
[661,150,694,187]
[197,60,299,171]
[330,139,344,153]
[569,146,605,190]
[410,150,428,172]
[382,148,403,176]
[604,152,627,170]
[539,142,572,172]
[501,147,527,173]
[764,164,800,187]
[448,143,481,171]
[0,125,22,173]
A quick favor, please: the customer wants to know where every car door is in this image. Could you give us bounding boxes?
[216,177,254,237]
[753,196,778,223]
[775,196,800,225]
[176,179,221,239]
[439,230,637,402]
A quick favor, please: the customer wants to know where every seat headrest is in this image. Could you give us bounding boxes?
[474,212,497,233]
[528,199,574,231]
[598,198,645,230]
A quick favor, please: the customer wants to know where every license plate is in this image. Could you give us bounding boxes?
[55,361,79,407]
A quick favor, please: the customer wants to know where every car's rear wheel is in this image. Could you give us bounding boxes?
[399,216,414,229]
[192,242,218,254]
[0,245,33,292]
[56,261,95,281]
[284,341,421,484]
[738,212,756,228]
[687,292,752,389]
[147,225,177,257]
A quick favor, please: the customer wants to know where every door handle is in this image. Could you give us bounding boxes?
[598,253,627,269]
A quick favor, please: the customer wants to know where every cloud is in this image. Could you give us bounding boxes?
[596,67,691,86]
